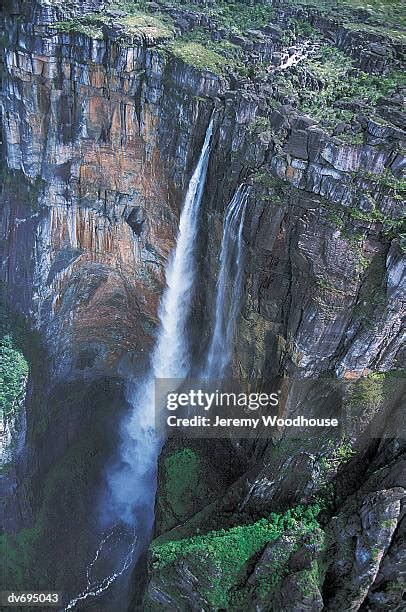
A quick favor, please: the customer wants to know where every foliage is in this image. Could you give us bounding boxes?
[251,171,288,205]
[0,167,45,212]
[0,527,41,588]
[151,503,322,569]
[52,10,173,42]
[164,448,202,520]
[290,0,405,41]
[349,373,385,408]
[278,45,406,129]
[51,17,104,39]
[0,335,28,418]
[204,0,275,34]
[319,438,355,470]
[150,503,323,607]
[0,289,33,421]
[347,370,405,408]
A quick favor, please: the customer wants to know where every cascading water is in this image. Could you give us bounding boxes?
[64,115,214,610]
[205,184,250,379]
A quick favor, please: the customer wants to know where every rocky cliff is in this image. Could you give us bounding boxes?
[0,0,405,610]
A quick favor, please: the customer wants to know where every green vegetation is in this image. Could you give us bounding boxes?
[0,290,32,421]
[356,171,406,201]
[150,503,323,608]
[348,370,405,410]
[52,10,174,43]
[290,0,405,42]
[52,16,104,39]
[322,176,404,254]
[319,438,355,470]
[164,448,202,519]
[168,40,227,74]
[0,335,28,418]
[0,167,45,212]
[167,27,244,74]
[117,13,173,40]
[204,0,275,34]
[153,0,275,34]
[251,170,289,205]
[287,45,406,130]
[297,558,325,597]
[248,117,273,135]
[348,372,385,407]
[0,526,41,588]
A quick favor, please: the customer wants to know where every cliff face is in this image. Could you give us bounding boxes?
[1,6,216,382]
[0,0,405,609]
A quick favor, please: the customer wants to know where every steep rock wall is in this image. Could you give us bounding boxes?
[0,0,404,608]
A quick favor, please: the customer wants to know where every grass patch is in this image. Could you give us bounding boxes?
[117,14,173,40]
[204,0,275,34]
[168,41,227,74]
[347,370,404,410]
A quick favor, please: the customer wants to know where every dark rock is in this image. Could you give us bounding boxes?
[334,98,367,112]
[368,42,390,57]
[126,206,146,236]
[333,122,351,136]
[270,108,287,132]
[285,129,309,160]
[390,154,406,177]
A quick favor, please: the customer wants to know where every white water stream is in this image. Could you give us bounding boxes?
[64,116,214,610]
[205,184,250,379]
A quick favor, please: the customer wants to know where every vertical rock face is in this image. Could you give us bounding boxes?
[0,14,217,381]
[0,0,405,609]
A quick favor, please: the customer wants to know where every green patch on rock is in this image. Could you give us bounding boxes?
[251,171,289,205]
[52,10,174,43]
[149,503,323,609]
[164,448,202,520]
[348,373,385,407]
[172,27,245,73]
[0,289,32,421]
[168,41,227,74]
[319,438,355,471]
[280,44,406,130]
[0,166,45,212]
[0,335,28,419]
[117,13,174,41]
[0,527,41,589]
[290,0,405,41]
[51,16,105,39]
[348,370,404,408]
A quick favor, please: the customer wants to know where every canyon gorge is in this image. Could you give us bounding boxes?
[0,0,405,610]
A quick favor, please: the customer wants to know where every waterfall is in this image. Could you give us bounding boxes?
[64,116,214,610]
[107,114,214,526]
[205,184,250,379]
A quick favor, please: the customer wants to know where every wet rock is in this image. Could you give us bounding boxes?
[126,206,146,236]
